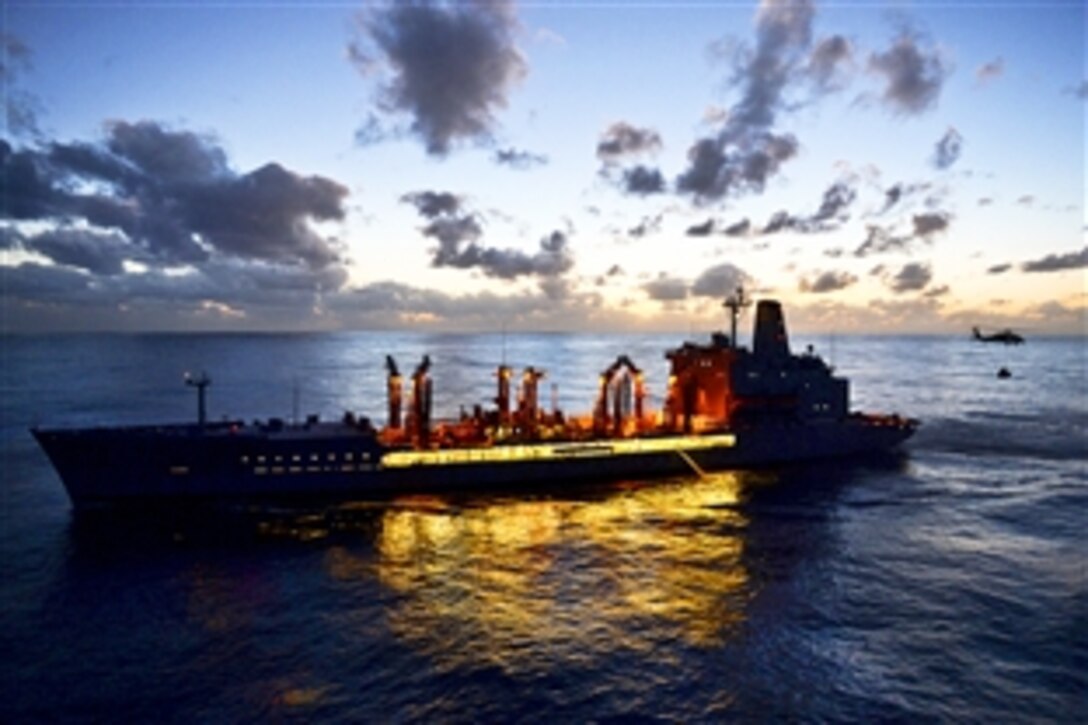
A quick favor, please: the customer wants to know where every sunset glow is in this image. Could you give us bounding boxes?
[3,1,1085,334]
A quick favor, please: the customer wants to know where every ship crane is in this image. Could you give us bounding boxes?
[385,355,402,429]
[409,355,433,446]
[594,355,646,436]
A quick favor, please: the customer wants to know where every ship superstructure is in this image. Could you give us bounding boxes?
[32,293,917,507]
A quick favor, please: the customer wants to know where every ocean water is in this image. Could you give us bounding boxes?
[1,331,1085,721]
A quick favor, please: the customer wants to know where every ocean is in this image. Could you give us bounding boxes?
[1,331,1085,721]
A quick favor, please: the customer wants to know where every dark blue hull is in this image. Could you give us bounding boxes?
[32,418,916,508]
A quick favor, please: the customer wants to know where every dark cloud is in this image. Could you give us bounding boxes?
[691,262,750,298]
[17,227,132,276]
[493,147,547,169]
[799,270,857,293]
[350,1,526,156]
[439,229,573,279]
[868,29,948,114]
[761,210,799,235]
[911,212,950,238]
[2,122,348,276]
[2,33,44,139]
[888,262,932,293]
[987,263,1011,275]
[932,127,963,170]
[596,122,662,163]
[854,211,949,257]
[1021,246,1088,273]
[677,132,799,202]
[677,0,814,202]
[401,190,463,219]
[722,218,751,237]
[978,197,993,207]
[811,180,857,223]
[877,181,929,215]
[854,225,910,257]
[402,191,572,280]
[606,264,624,277]
[643,274,689,301]
[1017,195,1034,206]
[975,57,1004,85]
[621,165,666,195]
[753,179,857,236]
[686,218,715,237]
[807,35,852,91]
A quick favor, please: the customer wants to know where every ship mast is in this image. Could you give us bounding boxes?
[184,371,211,428]
[722,286,751,349]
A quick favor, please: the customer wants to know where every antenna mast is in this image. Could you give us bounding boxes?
[184,371,211,428]
[723,286,751,349]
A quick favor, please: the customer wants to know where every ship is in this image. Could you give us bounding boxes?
[32,292,917,508]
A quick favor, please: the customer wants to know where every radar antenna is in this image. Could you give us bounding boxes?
[722,286,751,350]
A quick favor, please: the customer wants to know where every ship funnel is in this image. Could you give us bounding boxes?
[753,300,790,359]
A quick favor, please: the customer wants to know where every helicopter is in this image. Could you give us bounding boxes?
[971,326,1025,345]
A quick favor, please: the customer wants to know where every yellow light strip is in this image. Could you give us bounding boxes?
[380,434,736,469]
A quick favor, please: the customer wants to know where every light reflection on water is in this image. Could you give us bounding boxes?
[322,473,756,673]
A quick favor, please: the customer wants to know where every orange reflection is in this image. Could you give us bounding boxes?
[329,474,759,673]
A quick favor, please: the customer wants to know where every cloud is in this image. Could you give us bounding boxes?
[686,218,715,237]
[1021,246,1088,273]
[722,218,751,237]
[2,33,44,139]
[621,165,666,195]
[761,210,799,235]
[401,190,463,218]
[493,147,547,169]
[643,274,689,301]
[887,262,932,292]
[799,270,857,293]
[14,227,132,276]
[676,0,814,202]
[854,211,949,257]
[402,190,572,279]
[987,263,1012,275]
[877,181,929,215]
[932,127,963,169]
[975,57,1004,85]
[752,179,858,236]
[1,123,348,279]
[810,180,857,224]
[677,131,799,203]
[911,212,950,238]
[349,1,526,156]
[868,29,948,114]
[691,262,750,298]
[640,262,751,302]
[1016,194,1034,206]
[854,225,910,257]
[806,34,852,91]
[596,122,662,163]
[628,214,662,238]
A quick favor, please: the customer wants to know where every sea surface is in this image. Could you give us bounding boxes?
[1,331,1085,721]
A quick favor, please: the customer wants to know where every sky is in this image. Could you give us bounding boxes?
[2,0,1085,335]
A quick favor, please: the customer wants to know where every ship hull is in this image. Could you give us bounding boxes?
[32,418,915,508]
